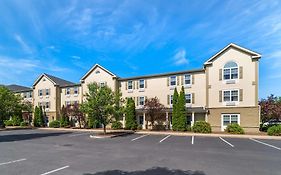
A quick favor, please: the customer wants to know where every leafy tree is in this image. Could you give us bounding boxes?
[143,97,165,129]
[112,90,125,122]
[0,86,23,128]
[172,88,179,131]
[259,94,281,123]
[60,105,69,127]
[33,106,40,127]
[66,103,85,128]
[125,98,137,130]
[177,86,187,131]
[81,82,116,134]
[22,101,33,124]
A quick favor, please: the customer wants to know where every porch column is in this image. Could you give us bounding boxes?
[191,112,195,126]
[205,113,208,122]
[143,112,146,129]
[165,112,169,129]
[122,115,125,128]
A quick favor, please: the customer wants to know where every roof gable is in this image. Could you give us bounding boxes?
[33,73,75,87]
[204,43,261,65]
[80,64,117,81]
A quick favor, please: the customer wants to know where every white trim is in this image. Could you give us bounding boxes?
[184,74,192,86]
[80,64,116,81]
[221,114,240,131]
[169,75,177,87]
[33,74,57,87]
[222,89,239,105]
[204,43,261,65]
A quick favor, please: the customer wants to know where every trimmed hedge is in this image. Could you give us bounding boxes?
[225,123,245,134]
[20,121,29,127]
[111,121,123,130]
[192,121,212,133]
[267,125,281,136]
[49,120,60,128]
[4,120,13,126]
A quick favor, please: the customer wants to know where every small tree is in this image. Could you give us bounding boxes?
[33,106,40,127]
[60,105,69,127]
[259,94,281,123]
[66,103,85,128]
[172,88,179,130]
[143,97,165,130]
[81,82,116,134]
[177,86,187,131]
[39,106,44,127]
[125,98,137,130]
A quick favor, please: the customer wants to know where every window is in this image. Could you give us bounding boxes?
[100,82,105,87]
[222,114,239,126]
[128,80,133,90]
[139,96,145,106]
[66,88,70,95]
[65,101,71,106]
[45,102,50,109]
[74,101,79,105]
[184,74,191,85]
[185,94,192,104]
[170,95,173,105]
[74,87,79,94]
[223,61,238,80]
[39,89,43,96]
[46,89,49,96]
[170,76,176,86]
[28,92,32,98]
[223,90,238,102]
[23,93,27,98]
[139,79,145,89]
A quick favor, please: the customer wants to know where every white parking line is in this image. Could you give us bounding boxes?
[68,132,89,137]
[250,138,281,151]
[159,135,171,143]
[191,136,194,145]
[131,134,149,141]
[0,158,26,166]
[219,137,234,147]
[40,165,69,175]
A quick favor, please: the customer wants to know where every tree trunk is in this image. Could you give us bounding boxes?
[103,124,106,134]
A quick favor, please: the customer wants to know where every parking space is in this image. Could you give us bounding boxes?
[0,129,281,175]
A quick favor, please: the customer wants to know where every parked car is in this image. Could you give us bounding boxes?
[261,119,281,131]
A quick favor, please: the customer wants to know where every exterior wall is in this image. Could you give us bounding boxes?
[33,75,59,121]
[81,66,117,100]
[60,86,82,107]
[15,91,33,104]
[119,71,206,109]
[207,47,258,108]
[208,106,259,132]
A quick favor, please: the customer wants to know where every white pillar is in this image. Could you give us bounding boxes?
[122,115,125,128]
[143,112,146,129]
[205,113,208,122]
[191,112,195,126]
[166,112,169,129]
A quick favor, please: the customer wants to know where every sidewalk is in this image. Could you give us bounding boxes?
[37,127,281,140]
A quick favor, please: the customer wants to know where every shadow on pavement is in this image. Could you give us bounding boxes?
[0,132,71,142]
[84,167,206,175]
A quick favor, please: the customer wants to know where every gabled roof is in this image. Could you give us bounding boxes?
[80,64,117,81]
[33,73,75,87]
[204,43,261,65]
[6,84,32,93]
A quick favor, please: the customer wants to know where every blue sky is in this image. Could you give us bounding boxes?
[0,0,280,99]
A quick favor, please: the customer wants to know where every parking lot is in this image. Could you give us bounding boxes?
[0,129,280,175]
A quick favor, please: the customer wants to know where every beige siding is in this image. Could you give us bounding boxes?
[60,86,82,107]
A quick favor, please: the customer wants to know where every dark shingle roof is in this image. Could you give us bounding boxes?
[44,73,76,87]
[6,84,32,93]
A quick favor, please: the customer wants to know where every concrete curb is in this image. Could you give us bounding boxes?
[36,127,281,140]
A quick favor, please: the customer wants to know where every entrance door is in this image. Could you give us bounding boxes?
[221,114,240,131]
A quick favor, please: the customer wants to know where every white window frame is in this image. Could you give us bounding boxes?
[45,102,50,109]
[223,89,239,106]
[184,74,192,86]
[139,79,145,89]
[139,96,145,106]
[128,80,133,90]
[66,88,71,96]
[221,114,240,131]
[45,89,49,97]
[170,95,173,106]
[65,101,71,106]
[170,76,177,87]
[39,89,43,97]
[185,93,192,104]
[223,61,238,82]
[74,87,79,96]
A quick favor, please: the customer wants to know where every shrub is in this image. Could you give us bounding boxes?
[152,124,166,131]
[225,123,245,134]
[267,125,281,136]
[4,120,13,126]
[11,115,22,126]
[49,120,60,128]
[137,124,143,130]
[20,121,28,127]
[192,121,212,133]
[186,125,192,132]
[111,121,123,130]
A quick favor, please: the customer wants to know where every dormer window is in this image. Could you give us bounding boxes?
[223,61,238,80]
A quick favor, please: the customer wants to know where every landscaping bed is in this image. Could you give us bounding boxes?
[90,131,134,139]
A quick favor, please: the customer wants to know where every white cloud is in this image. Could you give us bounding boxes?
[14,34,33,54]
[71,55,81,60]
[173,49,188,65]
